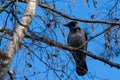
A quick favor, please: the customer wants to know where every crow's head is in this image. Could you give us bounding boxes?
[63,21,78,28]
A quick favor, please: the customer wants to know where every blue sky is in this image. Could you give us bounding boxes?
[1,0,120,80]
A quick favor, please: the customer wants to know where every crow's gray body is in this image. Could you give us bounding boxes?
[64,21,88,76]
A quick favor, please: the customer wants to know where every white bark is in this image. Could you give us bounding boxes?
[0,0,37,79]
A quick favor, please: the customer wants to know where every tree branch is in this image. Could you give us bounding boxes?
[38,3,120,25]
[79,25,110,49]
[0,27,120,69]
[25,34,120,69]
[0,0,13,13]
[17,0,120,25]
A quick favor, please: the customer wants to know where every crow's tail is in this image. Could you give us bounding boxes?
[72,52,88,76]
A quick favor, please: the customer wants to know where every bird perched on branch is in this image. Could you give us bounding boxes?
[63,21,88,76]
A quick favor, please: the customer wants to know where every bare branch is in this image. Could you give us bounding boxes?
[0,27,119,69]
[17,0,120,25]
[25,34,120,69]
[38,3,120,25]
[79,26,111,49]
[0,0,13,13]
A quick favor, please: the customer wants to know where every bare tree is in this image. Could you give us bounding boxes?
[0,0,120,80]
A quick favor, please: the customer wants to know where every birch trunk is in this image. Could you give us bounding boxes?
[0,0,37,79]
